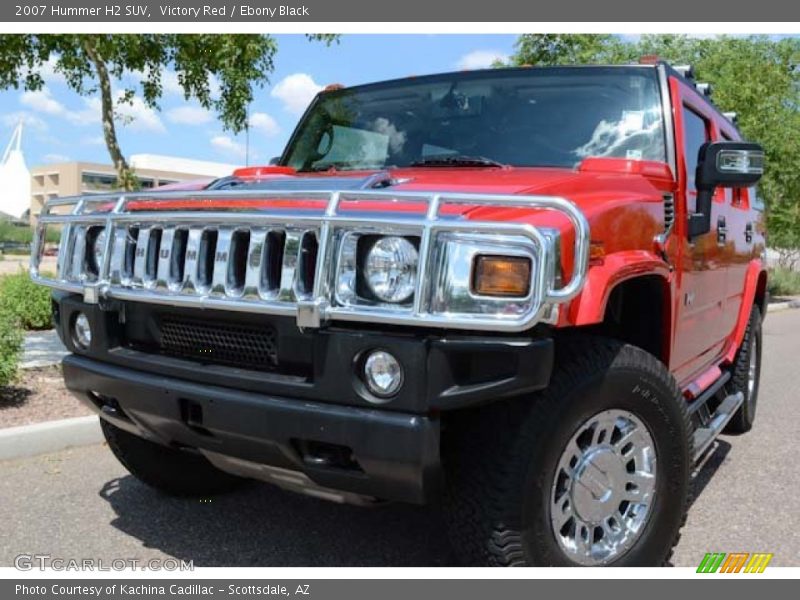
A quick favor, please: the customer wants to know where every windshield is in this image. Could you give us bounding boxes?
[281,67,667,172]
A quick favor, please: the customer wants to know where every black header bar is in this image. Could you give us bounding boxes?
[4,0,800,22]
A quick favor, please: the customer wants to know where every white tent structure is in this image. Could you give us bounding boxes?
[0,121,31,220]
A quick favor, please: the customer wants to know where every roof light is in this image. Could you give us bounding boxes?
[232,165,296,178]
[674,65,695,80]
[723,112,739,125]
[695,82,713,97]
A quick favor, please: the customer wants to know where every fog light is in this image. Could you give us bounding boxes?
[72,312,92,349]
[363,350,403,399]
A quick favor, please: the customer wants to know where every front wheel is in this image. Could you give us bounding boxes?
[101,419,245,497]
[443,337,692,566]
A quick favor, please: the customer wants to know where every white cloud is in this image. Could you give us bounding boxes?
[271,73,322,115]
[68,97,101,126]
[161,70,184,96]
[20,88,94,125]
[166,104,213,126]
[248,112,280,137]
[20,87,65,115]
[142,69,221,98]
[455,50,510,70]
[116,96,165,133]
[39,57,68,85]
[210,135,246,159]
[81,135,105,146]
[208,74,222,97]
[1,111,47,131]
[71,94,165,132]
[372,117,406,153]
[42,153,70,163]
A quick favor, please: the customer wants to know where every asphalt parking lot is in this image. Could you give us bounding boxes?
[1,309,798,568]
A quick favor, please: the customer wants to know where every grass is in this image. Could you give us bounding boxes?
[768,267,800,298]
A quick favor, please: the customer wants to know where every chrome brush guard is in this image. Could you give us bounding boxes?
[31,190,589,332]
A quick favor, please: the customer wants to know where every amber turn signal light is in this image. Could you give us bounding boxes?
[472,255,532,297]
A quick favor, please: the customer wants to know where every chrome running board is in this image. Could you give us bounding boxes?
[693,391,744,462]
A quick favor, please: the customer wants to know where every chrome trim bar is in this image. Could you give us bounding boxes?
[31,189,590,332]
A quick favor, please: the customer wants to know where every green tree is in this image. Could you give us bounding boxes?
[0,34,338,189]
[510,34,634,66]
[508,34,800,251]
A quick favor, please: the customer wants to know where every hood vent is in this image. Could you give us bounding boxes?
[208,171,403,192]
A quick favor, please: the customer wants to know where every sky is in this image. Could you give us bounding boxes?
[0,34,519,170]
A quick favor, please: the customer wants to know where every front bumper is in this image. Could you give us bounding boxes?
[56,292,554,504]
[65,354,440,504]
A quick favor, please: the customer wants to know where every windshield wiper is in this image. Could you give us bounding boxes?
[409,155,506,168]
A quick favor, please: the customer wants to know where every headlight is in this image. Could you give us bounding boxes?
[364,236,418,303]
[87,226,106,276]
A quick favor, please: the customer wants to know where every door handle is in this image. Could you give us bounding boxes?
[717,216,727,244]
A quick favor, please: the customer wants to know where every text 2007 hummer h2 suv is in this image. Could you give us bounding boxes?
[32,62,767,566]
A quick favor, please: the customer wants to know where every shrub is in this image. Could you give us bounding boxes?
[0,220,32,244]
[0,308,22,386]
[767,267,800,298]
[0,219,60,246]
[0,271,53,330]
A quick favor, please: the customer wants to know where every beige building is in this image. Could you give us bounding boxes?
[30,154,240,222]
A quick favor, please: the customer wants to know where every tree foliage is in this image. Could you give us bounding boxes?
[0,34,338,189]
[511,34,631,66]
[510,34,800,250]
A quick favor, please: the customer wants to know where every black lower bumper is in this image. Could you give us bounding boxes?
[64,354,440,504]
[55,292,554,504]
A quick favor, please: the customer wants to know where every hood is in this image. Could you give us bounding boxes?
[213,159,675,222]
[136,159,673,231]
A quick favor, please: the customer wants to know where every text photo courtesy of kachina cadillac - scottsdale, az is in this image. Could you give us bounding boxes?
[1,32,800,571]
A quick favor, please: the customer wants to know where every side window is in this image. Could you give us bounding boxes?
[682,106,710,195]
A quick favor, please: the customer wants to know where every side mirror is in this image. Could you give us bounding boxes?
[268,156,281,165]
[689,141,764,238]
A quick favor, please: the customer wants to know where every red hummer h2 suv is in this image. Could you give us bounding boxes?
[31,62,767,566]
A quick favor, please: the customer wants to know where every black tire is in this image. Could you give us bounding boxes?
[101,419,245,497]
[443,337,692,566]
[724,305,762,434]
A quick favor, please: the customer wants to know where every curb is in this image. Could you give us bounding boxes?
[0,416,102,462]
[767,300,800,313]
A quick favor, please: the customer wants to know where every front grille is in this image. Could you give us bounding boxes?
[62,222,320,305]
[158,315,278,371]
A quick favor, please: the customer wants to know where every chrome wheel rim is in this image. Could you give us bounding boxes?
[550,410,657,565]
[747,336,758,399]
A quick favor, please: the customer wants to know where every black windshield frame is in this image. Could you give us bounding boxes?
[279,66,668,172]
